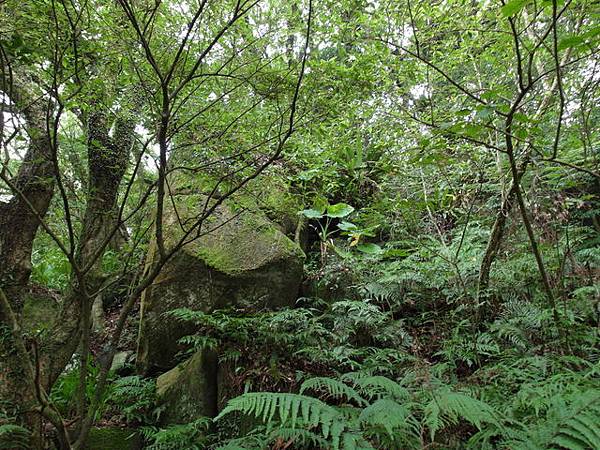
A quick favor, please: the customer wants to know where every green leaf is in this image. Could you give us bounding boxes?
[356,243,383,255]
[475,106,494,120]
[559,26,600,50]
[297,168,319,181]
[337,221,358,231]
[326,203,355,218]
[558,35,585,51]
[501,0,530,17]
[359,399,410,437]
[552,435,587,450]
[301,209,324,219]
[384,248,410,258]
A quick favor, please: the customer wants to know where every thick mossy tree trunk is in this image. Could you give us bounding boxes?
[43,108,135,381]
[0,79,56,447]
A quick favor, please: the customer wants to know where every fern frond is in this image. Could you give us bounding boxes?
[510,389,600,450]
[214,432,267,450]
[268,427,329,448]
[177,335,219,351]
[300,377,368,406]
[358,398,412,438]
[341,431,377,450]
[143,417,211,450]
[0,424,30,450]
[342,373,409,401]
[215,392,346,447]
[424,389,500,441]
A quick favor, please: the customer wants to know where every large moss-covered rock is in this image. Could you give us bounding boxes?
[87,427,142,450]
[243,173,303,238]
[156,348,218,424]
[137,196,305,373]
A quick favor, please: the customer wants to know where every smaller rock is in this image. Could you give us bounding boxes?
[156,349,218,425]
[110,350,134,375]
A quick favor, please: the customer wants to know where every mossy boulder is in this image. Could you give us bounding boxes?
[86,427,142,450]
[241,173,304,238]
[137,196,305,373]
[156,348,218,424]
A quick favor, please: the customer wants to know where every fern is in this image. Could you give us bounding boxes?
[216,374,422,449]
[340,432,377,450]
[141,417,211,450]
[215,392,345,442]
[575,246,600,267]
[359,348,419,377]
[0,424,30,449]
[437,321,500,367]
[213,428,268,450]
[358,398,413,438]
[177,334,219,352]
[507,389,600,450]
[341,373,410,401]
[423,389,501,441]
[300,377,368,406]
[267,427,330,448]
[363,281,403,304]
[490,297,546,351]
[106,375,159,423]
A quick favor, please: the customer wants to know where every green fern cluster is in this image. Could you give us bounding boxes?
[508,389,600,449]
[163,218,600,449]
[141,417,211,450]
[0,423,30,450]
[169,306,330,356]
[216,368,600,449]
[105,375,160,424]
[170,300,412,379]
[215,372,505,449]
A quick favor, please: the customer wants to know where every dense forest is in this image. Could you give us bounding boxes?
[0,0,599,449]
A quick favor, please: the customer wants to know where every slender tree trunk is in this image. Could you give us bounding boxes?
[475,13,580,308]
[477,163,527,301]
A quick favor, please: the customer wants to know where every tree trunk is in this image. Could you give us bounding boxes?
[47,108,135,449]
[477,163,527,302]
[0,78,55,446]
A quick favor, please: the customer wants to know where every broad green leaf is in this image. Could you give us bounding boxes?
[356,243,383,255]
[501,0,530,17]
[558,35,585,51]
[301,209,324,219]
[337,221,357,231]
[559,26,600,50]
[326,203,355,218]
[475,106,494,120]
[385,248,411,258]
